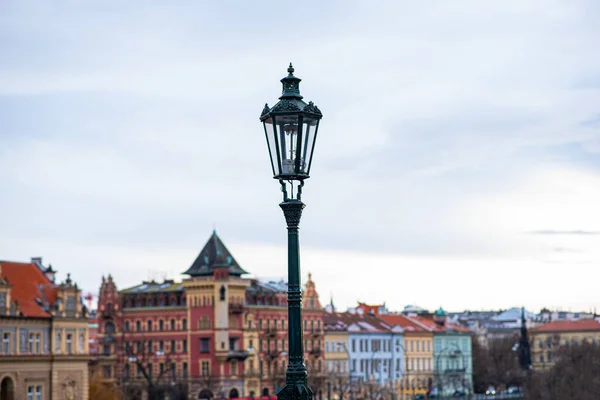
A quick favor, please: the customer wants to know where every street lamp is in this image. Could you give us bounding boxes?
[260,63,323,400]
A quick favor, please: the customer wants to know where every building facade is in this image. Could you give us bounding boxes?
[379,314,434,399]
[0,258,90,400]
[529,319,600,370]
[96,231,324,400]
[425,309,473,397]
[324,311,403,400]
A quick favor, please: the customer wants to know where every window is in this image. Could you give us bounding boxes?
[105,322,115,334]
[0,292,6,308]
[28,386,34,400]
[124,321,131,332]
[170,340,176,353]
[231,360,238,375]
[182,318,187,330]
[183,362,188,377]
[136,321,141,332]
[352,339,356,352]
[159,340,164,352]
[148,363,153,378]
[29,333,34,353]
[170,319,175,330]
[35,333,41,354]
[103,345,111,355]
[3,332,11,354]
[147,320,153,331]
[103,366,112,378]
[201,360,210,376]
[79,333,85,353]
[159,320,164,331]
[170,362,176,376]
[199,316,210,329]
[183,339,188,352]
[35,386,42,400]
[200,338,210,353]
[137,341,143,353]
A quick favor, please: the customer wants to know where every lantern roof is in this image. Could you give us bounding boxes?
[260,63,322,121]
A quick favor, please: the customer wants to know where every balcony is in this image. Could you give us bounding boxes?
[262,327,278,338]
[309,348,321,357]
[227,350,250,361]
[229,304,244,314]
[308,329,321,338]
[264,351,280,360]
[101,309,115,319]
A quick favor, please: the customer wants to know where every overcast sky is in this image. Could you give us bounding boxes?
[1,1,600,314]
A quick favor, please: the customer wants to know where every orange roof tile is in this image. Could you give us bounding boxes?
[0,261,55,318]
[379,314,427,333]
[530,319,600,333]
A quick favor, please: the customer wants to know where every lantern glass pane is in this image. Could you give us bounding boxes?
[302,116,319,175]
[275,114,300,176]
[262,119,277,176]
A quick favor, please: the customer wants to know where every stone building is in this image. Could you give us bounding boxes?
[0,258,90,400]
[95,230,324,400]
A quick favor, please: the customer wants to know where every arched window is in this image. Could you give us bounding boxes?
[159,320,164,331]
[136,321,141,332]
[182,318,187,330]
[170,319,175,331]
[124,321,130,332]
[105,322,116,334]
[147,320,153,331]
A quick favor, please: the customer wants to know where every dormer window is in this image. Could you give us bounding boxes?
[0,292,6,308]
[66,295,76,311]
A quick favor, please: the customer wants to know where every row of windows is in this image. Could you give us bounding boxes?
[256,359,323,375]
[0,331,84,355]
[122,361,189,378]
[257,338,321,353]
[351,338,401,353]
[124,339,188,356]
[326,341,347,353]
[538,336,598,349]
[350,357,434,374]
[252,319,322,331]
[122,318,188,333]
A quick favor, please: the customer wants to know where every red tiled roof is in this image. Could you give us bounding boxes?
[324,312,393,333]
[410,315,471,333]
[379,314,427,333]
[0,261,55,318]
[530,319,600,333]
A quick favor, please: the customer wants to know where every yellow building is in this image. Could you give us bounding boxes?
[380,314,434,399]
[530,319,600,369]
[323,314,351,400]
[0,258,90,400]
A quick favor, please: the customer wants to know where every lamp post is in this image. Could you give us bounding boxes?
[260,64,323,400]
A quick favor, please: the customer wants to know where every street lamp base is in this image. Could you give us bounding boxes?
[276,382,313,400]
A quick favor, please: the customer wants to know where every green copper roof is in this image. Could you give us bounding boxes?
[434,307,447,316]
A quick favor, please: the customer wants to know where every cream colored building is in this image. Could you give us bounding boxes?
[0,258,90,400]
[530,319,600,370]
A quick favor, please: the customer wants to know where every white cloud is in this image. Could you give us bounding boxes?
[1,0,600,312]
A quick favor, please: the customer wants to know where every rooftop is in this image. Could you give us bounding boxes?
[0,260,56,318]
[530,319,600,333]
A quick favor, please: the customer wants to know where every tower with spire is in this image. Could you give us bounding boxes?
[518,307,532,371]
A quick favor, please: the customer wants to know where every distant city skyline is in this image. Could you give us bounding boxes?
[1,1,599,313]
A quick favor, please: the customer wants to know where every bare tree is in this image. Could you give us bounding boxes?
[525,342,600,400]
[119,335,187,400]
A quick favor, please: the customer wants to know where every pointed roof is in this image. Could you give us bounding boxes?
[183,230,248,277]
